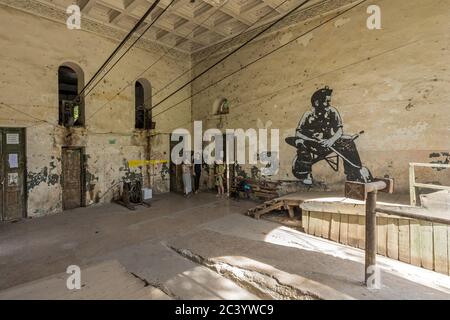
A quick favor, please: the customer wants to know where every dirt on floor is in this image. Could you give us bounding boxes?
[0,192,449,300]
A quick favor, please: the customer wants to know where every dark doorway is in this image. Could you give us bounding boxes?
[0,128,26,221]
[169,136,184,194]
[58,64,84,127]
[135,81,145,129]
[62,147,84,210]
[135,79,152,130]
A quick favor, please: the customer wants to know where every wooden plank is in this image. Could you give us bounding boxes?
[433,223,448,274]
[302,210,309,233]
[377,216,387,256]
[357,215,365,249]
[398,219,411,264]
[409,219,421,267]
[314,211,323,237]
[409,164,417,206]
[339,214,349,245]
[287,205,295,219]
[307,211,315,235]
[330,213,340,242]
[321,212,331,239]
[420,221,434,270]
[448,226,450,275]
[348,215,359,248]
[284,200,303,207]
[308,211,322,236]
[387,218,399,260]
[254,201,283,219]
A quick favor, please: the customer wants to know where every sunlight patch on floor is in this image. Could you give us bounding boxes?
[263,226,450,294]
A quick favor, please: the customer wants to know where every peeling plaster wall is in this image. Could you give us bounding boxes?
[191,0,450,192]
[0,5,191,217]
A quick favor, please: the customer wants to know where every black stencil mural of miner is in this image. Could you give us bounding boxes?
[286,86,373,185]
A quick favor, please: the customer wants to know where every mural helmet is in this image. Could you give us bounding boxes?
[311,86,333,107]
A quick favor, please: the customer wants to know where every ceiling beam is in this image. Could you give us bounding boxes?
[109,0,144,24]
[260,0,288,14]
[78,0,97,13]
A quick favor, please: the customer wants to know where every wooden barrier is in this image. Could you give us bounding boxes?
[301,204,450,276]
[409,162,450,206]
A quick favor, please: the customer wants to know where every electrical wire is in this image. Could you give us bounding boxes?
[148,0,313,113]
[4,0,374,135]
[151,0,368,120]
[88,0,290,120]
[0,102,56,127]
[150,0,292,100]
[85,0,231,121]
[82,0,176,99]
[76,0,162,101]
[218,39,420,121]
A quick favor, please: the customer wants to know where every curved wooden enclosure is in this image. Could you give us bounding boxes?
[301,198,450,276]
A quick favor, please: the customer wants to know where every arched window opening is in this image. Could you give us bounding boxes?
[135,79,152,130]
[212,97,230,115]
[58,63,84,127]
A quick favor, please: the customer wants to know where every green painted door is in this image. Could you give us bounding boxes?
[0,128,26,221]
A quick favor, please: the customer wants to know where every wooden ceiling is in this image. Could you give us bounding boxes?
[37,0,324,53]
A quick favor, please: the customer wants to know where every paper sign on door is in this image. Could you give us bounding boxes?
[8,153,18,169]
[6,133,19,144]
[8,173,18,186]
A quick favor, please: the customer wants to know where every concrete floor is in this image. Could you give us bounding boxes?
[1,192,450,300]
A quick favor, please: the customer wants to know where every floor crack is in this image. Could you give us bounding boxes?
[130,272,180,300]
[165,244,320,300]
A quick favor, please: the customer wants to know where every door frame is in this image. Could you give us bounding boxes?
[0,127,27,221]
[169,135,184,194]
[61,146,86,210]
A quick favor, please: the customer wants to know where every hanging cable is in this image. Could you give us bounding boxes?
[86,0,285,122]
[85,0,231,122]
[74,0,161,101]
[85,0,229,99]
[150,0,292,100]
[151,0,368,120]
[149,0,312,113]
[0,102,56,127]
[201,39,420,125]
[83,0,177,99]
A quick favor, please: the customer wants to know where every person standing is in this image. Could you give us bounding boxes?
[193,152,202,194]
[182,154,193,197]
[215,160,225,197]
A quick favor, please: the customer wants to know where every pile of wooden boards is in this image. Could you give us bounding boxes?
[247,179,280,200]
[247,199,285,219]
[230,178,280,201]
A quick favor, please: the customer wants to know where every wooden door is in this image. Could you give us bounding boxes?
[62,148,83,210]
[0,128,26,221]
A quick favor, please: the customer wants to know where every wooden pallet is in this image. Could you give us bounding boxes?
[247,191,341,220]
[247,198,303,220]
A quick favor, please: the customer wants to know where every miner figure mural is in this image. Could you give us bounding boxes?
[286,86,373,185]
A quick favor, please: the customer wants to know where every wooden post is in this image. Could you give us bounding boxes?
[346,178,393,288]
[365,190,378,287]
